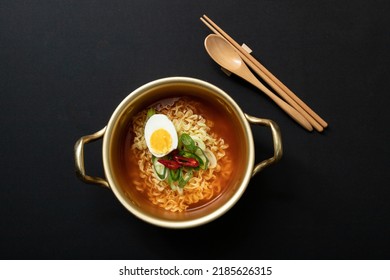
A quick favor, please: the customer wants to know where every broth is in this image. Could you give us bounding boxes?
[123,95,242,212]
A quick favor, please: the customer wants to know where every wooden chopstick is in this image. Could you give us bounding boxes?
[201,15,328,132]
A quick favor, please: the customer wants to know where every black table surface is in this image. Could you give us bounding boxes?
[1,0,389,260]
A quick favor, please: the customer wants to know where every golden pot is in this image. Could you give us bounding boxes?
[74,77,282,228]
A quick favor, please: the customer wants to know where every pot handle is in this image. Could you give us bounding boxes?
[245,113,283,177]
[74,127,110,188]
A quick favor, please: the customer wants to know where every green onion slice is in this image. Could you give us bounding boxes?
[168,169,180,190]
[204,149,217,169]
[195,147,209,170]
[179,169,193,188]
[180,133,196,152]
[191,135,206,151]
[169,168,181,181]
[146,108,156,120]
[152,156,167,180]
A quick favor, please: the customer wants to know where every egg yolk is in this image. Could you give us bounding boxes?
[150,128,172,155]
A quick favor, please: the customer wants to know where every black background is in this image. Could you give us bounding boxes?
[1,0,389,259]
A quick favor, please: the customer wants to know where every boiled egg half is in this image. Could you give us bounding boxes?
[144,114,178,157]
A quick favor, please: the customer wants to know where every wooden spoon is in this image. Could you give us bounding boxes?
[204,34,313,131]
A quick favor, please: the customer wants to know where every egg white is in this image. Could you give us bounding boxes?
[144,114,178,157]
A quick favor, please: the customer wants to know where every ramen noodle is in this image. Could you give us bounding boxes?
[129,98,232,212]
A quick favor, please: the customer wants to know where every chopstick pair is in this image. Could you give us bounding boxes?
[200,14,328,132]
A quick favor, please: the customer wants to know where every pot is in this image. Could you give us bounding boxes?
[74,77,282,228]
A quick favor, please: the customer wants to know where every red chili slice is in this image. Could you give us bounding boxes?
[158,159,181,170]
[173,155,199,168]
